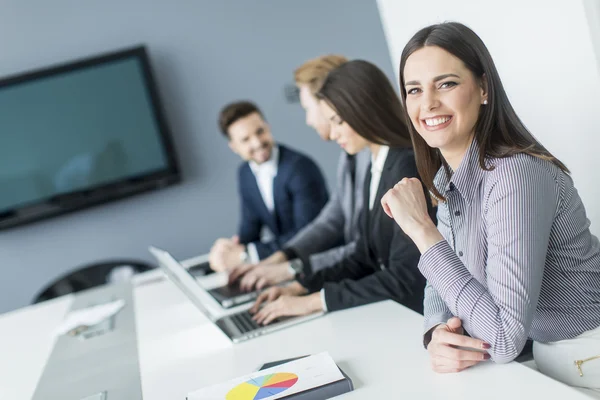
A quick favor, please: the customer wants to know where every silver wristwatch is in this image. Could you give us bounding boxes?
[288,258,304,275]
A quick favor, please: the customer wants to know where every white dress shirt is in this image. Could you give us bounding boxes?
[249,145,279,213]
[368,145,389,210]
[321,145,390,312]
[246,146,279,262]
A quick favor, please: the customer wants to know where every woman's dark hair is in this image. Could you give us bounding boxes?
[316,60,412,148]
[399,22,568,200]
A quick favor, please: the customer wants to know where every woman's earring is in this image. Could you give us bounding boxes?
[483,99,488,105]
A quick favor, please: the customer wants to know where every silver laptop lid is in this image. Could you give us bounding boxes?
[148,246,219,322]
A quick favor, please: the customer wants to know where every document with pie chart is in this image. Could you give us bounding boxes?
[187,352,345,400]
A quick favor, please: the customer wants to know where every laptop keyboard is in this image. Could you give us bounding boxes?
[230,311,261,333]
[226,310,292,336]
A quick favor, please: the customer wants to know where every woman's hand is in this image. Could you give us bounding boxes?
[427,317,491,373]
[238,263,295,292]
[251,292,322,326]
[381,177,442,252]
[249,282,307,314]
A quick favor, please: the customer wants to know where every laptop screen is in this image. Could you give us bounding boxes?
[148,246,218,321]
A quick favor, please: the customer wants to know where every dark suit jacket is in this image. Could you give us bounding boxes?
[237,144,329,259]
[298,147,437,313]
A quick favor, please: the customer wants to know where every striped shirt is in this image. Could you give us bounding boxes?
[420,139,600,363]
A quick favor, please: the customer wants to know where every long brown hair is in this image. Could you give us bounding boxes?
[316,60,412,148]
[399,22,568,200]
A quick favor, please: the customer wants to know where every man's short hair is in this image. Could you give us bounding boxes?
[218,101,264,138]
[294,55,348,95]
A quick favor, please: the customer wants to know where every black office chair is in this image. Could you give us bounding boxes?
[32,259,155,304]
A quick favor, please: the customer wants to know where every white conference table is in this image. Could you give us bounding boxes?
[0,265,594,399]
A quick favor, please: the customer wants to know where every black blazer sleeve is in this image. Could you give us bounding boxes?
[303,149,432,314]
[297,211,373,292]
[322,223,426,313]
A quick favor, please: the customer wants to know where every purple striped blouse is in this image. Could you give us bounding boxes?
[420,140,600,363]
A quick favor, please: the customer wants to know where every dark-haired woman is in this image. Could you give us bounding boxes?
[381,22,600,394]
[249,60,435,322]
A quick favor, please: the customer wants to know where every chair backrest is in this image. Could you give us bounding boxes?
[32,260,154,304]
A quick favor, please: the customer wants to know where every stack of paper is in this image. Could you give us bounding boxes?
[187,352,344,400]
[55,299,125,336]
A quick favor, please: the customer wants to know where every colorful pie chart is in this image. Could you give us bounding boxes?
[226,372,299,400]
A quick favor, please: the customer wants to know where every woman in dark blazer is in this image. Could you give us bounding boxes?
[250,60,436,324]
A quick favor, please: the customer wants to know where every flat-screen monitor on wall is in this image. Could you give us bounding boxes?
[0,46,180,230]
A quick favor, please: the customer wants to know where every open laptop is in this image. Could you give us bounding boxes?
[149,246,324,343]
[187,260,258,308]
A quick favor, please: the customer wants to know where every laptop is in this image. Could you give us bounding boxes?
[148,246,324,343]
[187,261,259,308]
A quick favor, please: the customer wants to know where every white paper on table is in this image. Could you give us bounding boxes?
[187,351,344,400]
[55,299,125,335]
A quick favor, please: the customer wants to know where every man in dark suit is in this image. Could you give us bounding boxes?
[209,101,329,272]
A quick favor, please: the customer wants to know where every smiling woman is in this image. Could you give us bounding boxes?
[380,22,600,394]
[398,23,568,201]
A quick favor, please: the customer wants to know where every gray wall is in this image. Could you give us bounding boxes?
[0,0,395,314]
